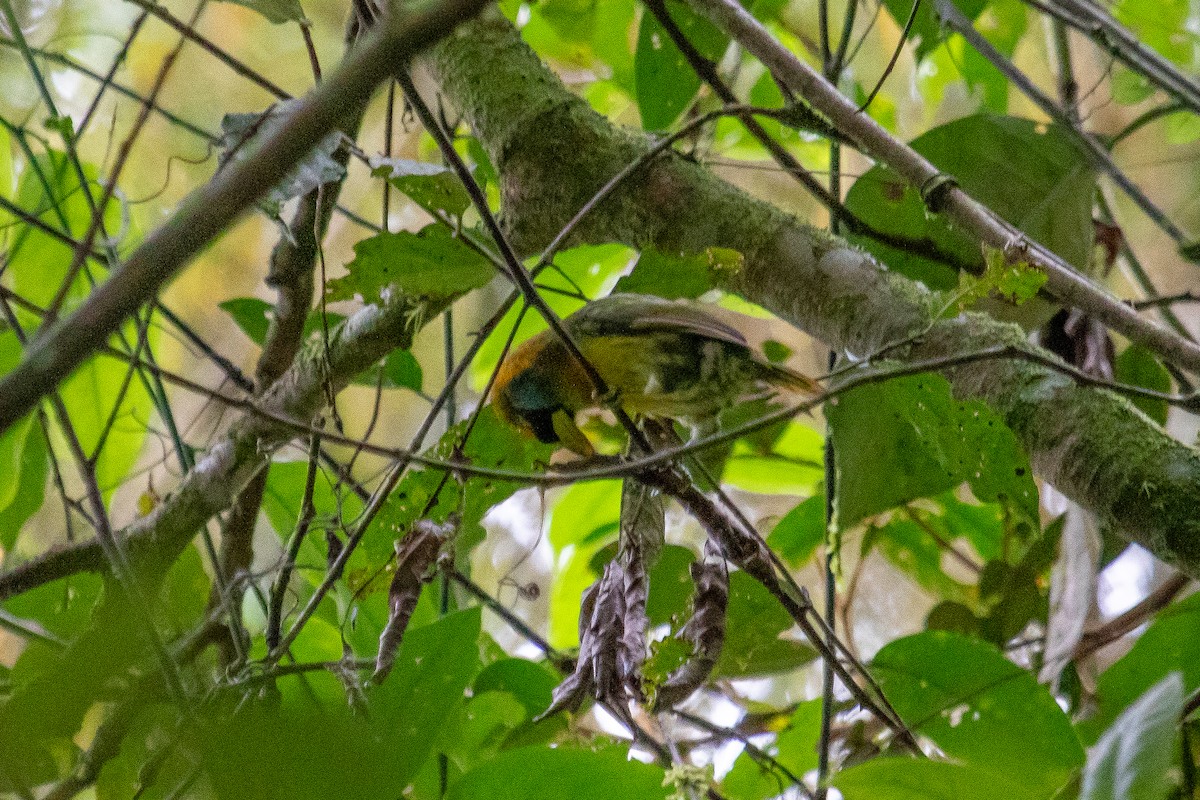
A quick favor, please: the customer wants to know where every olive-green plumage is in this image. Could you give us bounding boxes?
[492,294,817,455]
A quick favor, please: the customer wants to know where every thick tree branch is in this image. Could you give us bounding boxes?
[0,0,487,436]
[425,13,1200,575]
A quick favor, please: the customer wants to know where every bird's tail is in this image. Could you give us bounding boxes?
[762,362,823,396]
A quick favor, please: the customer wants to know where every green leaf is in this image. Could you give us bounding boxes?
[0,412,47,549]
[1080,673,1183,800]
[57,346,153,500]
[635,1,728,131]
[7,150,120,314]
[926,600,981,636]
[722,419,824,495]
[943,251,1047,317]
[220,102,345,218]
[370,157,473,219]
[721,700,821,800]
[220,0,305,23]
[767,494,825,567]
[0,591,145,791]
[881,0,988,62]
[447,744,669,800]
[355,347,424,391]
[845,115,1097,290]
[326,225,494,303]
[646,544,698,625]
[613,247,718,299]
[1112,0,1196,70]
[1114,344,1171,426]
[520,0,637,90]
[220,297,272,345]
[828,371,1038,528]
[549,480,622,647]
[262,459,362,541]
[957,0,1028,113]
[714,572,817,678]
[205,609,481,799]
[976,559,1043,645]
[836,760,1033,800]
[474,658,559,720]
[440,691,527,772]
[873,631,1083,797]
[94,703,196,800]
[1077,592,1200,744]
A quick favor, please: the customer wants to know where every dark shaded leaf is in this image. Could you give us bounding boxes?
[326,225,494,303]
[1076,592,1200,744]
[370,156,472,219]
[873,631,1082,797]
[1114,344,1172,426]
[635,1,728,131]
[828,371,1038,528]
[845,114,1096,291]
[221,0,305,23]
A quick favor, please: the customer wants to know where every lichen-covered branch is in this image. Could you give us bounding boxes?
[425,13,1200,574]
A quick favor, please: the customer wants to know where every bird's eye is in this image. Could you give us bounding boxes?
[523,408,561,444]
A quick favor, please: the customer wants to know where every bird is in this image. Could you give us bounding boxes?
[491,293,820,456]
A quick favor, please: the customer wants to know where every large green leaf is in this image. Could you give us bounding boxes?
[1112,0,1197,71]
[828,371,1037,528]
[370,157,473,219]
[548,479,622,647]
[873,631,1083,798]
[635,1,728,131]
[326,225,494,303]
[1114,344,1171,426]
[204,609,482,799]
[447,744,669,800]
[1080,673,1183,800]
[57,346,153,501]
[767,493,825,568]
[845,114,1096,291]
[713,572,817,678]
[881,0,988,62]
[7,150,119,315]
[0,411,47,549]
[519,0,637,91]
[836,759,1033,800]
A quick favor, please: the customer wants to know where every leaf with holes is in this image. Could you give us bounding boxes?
[326,225,494,303]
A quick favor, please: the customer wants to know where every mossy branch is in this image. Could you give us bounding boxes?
[425,13,1200,574]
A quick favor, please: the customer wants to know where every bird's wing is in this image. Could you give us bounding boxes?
[628,303,749,347]
[576,294,749,346]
